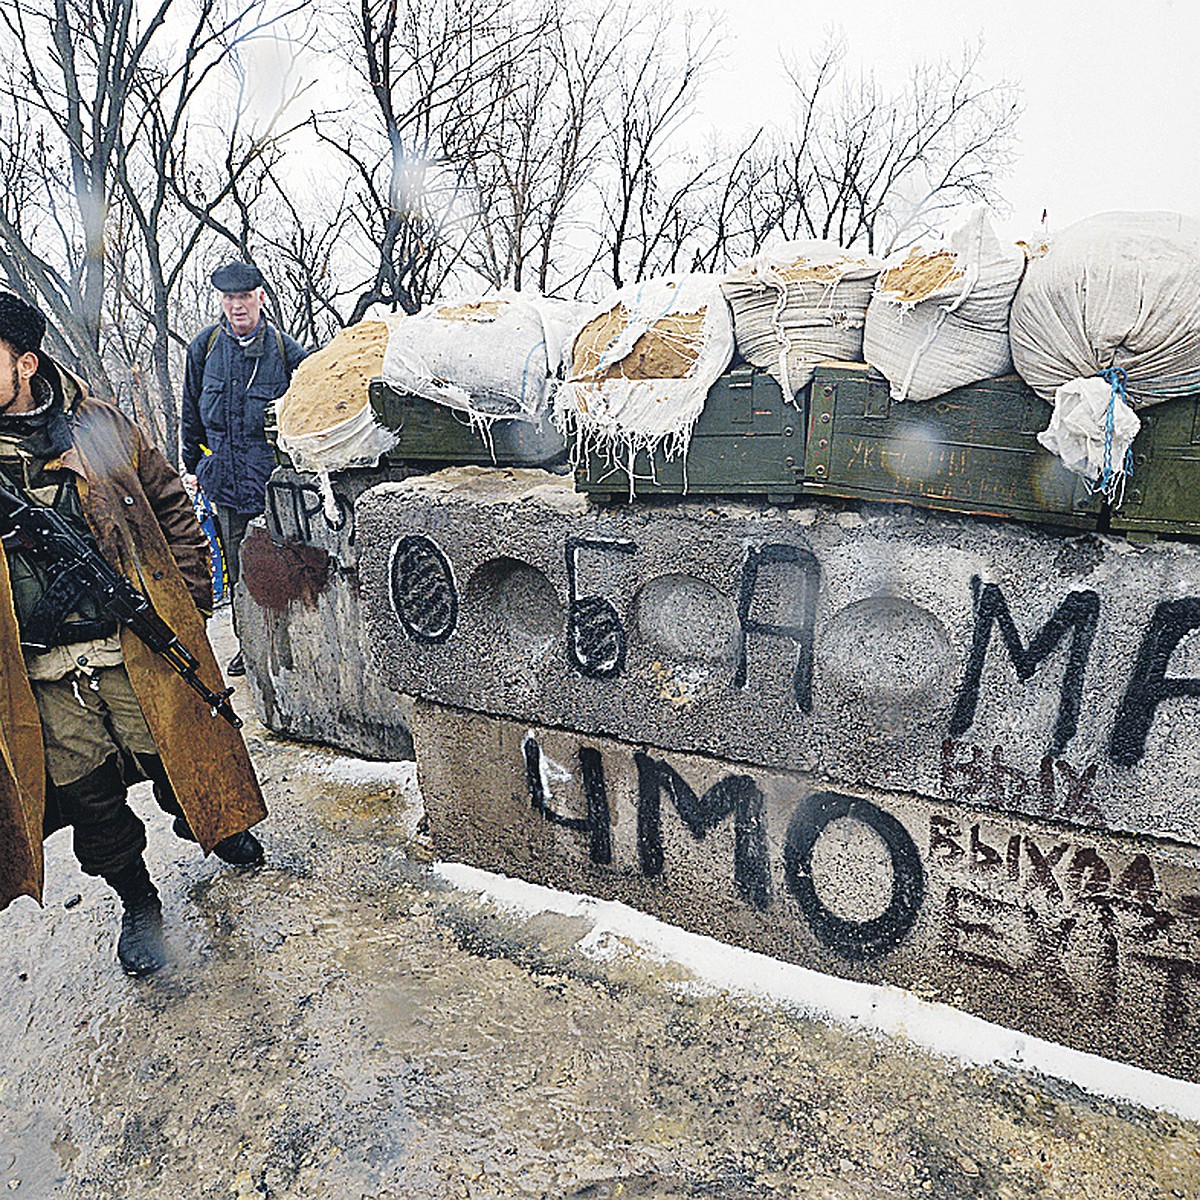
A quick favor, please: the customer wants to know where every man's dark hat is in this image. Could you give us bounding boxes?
[211,261,265,292]
[0,292,47,355]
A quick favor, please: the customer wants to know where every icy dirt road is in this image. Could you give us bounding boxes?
[0,617,1197,1200]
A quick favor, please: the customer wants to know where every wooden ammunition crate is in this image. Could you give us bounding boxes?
[368,380,567,467]
[1109,393,1200,540]
[802,364,1101,530]
[575,365,802,503]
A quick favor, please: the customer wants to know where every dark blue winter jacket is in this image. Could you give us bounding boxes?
[181,318,308,515]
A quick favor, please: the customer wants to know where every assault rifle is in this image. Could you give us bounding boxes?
[0,477,242,728]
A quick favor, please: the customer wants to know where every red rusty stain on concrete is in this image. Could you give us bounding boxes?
[241,525,331,611]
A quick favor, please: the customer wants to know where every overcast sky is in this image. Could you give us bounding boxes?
[702,0,1200,242]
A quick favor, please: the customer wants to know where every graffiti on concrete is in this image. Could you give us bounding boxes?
[524,739,921,958]
[388,535,458,643]
[565,537,636,678]
[515,733,1200,1039]
[941,740,1102,822]
[734,543,820,712]
[523,736,611,865]
[929,814,1200,1045]
[384,532,1200,775]
[1110,598,1200,767]
[784,791,925,961]
[265,478,354,545]
[635,752,772,911]
[948,578,1099,756]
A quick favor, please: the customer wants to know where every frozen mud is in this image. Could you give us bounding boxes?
[0,615,1196,1200]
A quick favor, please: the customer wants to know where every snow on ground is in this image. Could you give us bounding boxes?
[436,861,1200,1124]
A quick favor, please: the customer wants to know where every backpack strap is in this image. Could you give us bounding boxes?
[204,323,289,371]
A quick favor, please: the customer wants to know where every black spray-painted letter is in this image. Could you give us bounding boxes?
[949,577,1099,755]
[1110,598,1200,767]
[388,535,458,643]
[565,536,636,677]
[783,792,925,961]
[734,543,820,712]
[634,753,771,910]
[523,736,612,864]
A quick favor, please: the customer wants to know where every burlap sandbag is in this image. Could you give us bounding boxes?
[864,209,1026,402]
[380,291,586,422]
[554,274,735,493]
[276,320,397,521]
[721,241,881,398]
[1010,211,1200,406]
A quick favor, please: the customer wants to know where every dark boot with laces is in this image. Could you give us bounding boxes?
[105,859,167,977]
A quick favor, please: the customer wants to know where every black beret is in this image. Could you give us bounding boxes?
[0,292,47,355]
[210,261,265,292]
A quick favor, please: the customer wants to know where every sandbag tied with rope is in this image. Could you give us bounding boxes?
[553,274,735,498]
[863,207,1027,402]
[1037,368,1141,506]
[1010,212,1200,407]
[720,241,881,400]
[275,320,398,523]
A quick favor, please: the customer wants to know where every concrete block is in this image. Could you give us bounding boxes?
[237,467,414,759]
[358,467,1200,847]
[413,700,1200,1082]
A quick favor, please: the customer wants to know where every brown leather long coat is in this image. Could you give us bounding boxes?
[0,384,266,911]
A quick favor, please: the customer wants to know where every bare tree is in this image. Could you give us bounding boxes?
[117,4,311,456]
[773,37,1021,254]
[303,0,558,320]
[0,0,308,453]
[449,1,633,295]
[597,9,720,289]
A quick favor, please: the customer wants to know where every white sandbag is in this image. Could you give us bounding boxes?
[380,290,584,424]
[863,208,1026,401]
[1037,374,1141,504]
[281,405,398,523]
[276,320,398,522]
[1010,211,1200,406]
[721,241,881,397]
[554,274,735,494]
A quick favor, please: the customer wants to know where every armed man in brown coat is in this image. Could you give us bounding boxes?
[0,293,267,976]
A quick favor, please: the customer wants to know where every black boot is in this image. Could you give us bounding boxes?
[106,859,167,977]
[213,829,264,866]
[173,817,264,866]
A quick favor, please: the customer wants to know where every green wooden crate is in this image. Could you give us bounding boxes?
[369,380,566,467]
[1109,394,1200,539]
[802,364,1101,530]
[575,365,802,503]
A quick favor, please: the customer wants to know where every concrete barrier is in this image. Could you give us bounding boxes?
[236,467,414,760]
[414,700,1200,1080]
[349,466,1200,1080]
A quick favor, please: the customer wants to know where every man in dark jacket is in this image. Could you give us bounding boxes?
[181,261,307,675]
[0,293,267,978]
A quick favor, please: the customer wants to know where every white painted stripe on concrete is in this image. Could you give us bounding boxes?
[435,860,1200,1123]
